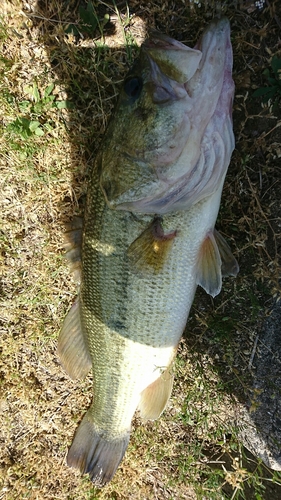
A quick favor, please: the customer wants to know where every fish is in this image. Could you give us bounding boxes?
[58,17,239,487]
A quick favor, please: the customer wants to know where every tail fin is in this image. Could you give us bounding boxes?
[67,410,130,486]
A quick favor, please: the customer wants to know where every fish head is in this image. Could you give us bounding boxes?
[100,18,234,214]
[99,31,201,208]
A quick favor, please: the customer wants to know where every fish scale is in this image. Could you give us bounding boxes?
[58,17,239,486]
[66,169,226,470]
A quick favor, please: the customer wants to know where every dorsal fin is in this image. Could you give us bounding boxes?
[63,216,83,282]
[58,298,92,380]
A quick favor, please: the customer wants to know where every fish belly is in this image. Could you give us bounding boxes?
[81,169,224,432]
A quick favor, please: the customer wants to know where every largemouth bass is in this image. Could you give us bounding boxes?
[58,17,238,486]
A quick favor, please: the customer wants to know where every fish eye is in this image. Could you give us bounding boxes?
[124,76,143,100]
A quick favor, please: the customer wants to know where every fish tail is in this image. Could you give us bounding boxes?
[67,410,130,487]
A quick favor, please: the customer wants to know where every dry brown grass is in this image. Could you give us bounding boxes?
[1,0,281,499]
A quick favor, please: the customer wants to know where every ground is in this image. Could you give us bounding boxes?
[1,0,281,499]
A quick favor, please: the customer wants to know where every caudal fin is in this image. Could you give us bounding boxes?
[67,410,130,486]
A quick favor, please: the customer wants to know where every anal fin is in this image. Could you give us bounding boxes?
[138,365,174,421]
[67,409,130,486]
[58,298,92,380]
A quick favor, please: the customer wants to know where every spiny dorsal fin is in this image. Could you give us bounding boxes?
[196,231,222,298]
[138,364,174,421]
[58,298,91,380]
[214,229,239,277]
[64,216,83,283]
[67,409,130,486]
[128,218,177,273]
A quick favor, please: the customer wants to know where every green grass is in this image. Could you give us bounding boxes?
[1,1,281,499]
[253,55,281,112]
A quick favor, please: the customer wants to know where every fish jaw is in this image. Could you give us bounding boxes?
[100,18,234,215]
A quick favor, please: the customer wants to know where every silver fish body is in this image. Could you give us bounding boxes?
[58,17,238,486]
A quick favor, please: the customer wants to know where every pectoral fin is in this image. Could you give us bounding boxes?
[128,218,176,273]
[64,216,83,282]
[58,298,92,380]
[196,231,222,297]
[197,229,239,298]
[214,229,239,277]
[138,365,174,421]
